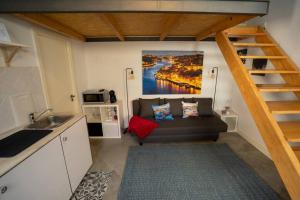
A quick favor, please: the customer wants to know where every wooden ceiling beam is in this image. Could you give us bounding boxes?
[160,14,182,41]
[196,15,255,41]
[15,14,86,41]
[99,14,125,41]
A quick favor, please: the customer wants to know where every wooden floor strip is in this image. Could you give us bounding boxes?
[266,101,300,114]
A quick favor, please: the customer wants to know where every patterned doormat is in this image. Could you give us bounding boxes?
[71,171,112,200]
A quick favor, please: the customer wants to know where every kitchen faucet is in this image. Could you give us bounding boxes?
[29,108,53,123]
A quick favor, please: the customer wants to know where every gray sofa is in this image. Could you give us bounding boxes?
[131,98,228,144]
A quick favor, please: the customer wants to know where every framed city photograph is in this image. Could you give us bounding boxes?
[142,51,203,94]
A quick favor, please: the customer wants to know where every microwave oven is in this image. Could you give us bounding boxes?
[82,89,109,103]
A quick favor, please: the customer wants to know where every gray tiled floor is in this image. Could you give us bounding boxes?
[89,132,290,200]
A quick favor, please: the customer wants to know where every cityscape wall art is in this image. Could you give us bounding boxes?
[142,50,203,94]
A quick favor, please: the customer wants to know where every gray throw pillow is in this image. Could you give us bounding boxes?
[183,98,194,103]
[165,98,183,116]
[193,98,213,116]
[139,98,160,118]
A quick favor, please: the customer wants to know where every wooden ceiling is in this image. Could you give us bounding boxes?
[16,13,257,42]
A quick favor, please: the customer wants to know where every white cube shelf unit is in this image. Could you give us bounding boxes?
[215,109,238,132]
[82,101,123,138]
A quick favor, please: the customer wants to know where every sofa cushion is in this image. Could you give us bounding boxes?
[132,99,141,115]
[193,98,213,116]
[144,116,227,136]
[183,98,194,103]
[139,98,160,118]
[164,98,183,116]
[159,98,165,105]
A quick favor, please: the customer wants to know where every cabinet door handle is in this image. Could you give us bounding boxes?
[0,185,7,194]
[63,137,68,142]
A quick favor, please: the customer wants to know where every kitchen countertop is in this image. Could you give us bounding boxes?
[0,114,85,177]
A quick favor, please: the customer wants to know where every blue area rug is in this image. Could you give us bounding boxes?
[118,144,281,200]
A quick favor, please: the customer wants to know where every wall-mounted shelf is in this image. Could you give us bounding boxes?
[0,41,30,66]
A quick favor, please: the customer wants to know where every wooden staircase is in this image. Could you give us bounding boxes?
[216,26,300,200]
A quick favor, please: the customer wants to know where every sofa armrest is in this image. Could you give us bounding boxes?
[211,111,228,132]
[212,111,221,118]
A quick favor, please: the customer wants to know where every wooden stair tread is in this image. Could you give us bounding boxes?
[233,42,276,47]
[257,84,300,92]
[266,101,300,114]
[278,121,300,142]
[239,55,287,59]
[249,69,300,74]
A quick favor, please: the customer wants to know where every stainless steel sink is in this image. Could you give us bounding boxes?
[26,115,73,129]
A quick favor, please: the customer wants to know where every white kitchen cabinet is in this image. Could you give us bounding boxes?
[60,117,92,192]
[0,137,72,200]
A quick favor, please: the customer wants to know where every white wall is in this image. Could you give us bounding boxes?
[231,77,271,156]
[71,40,88,103]
[0,15,86,136]
[0,17,39,68]
[84,41,234,126]
[266,0,300,67]
[0,16,47,135]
